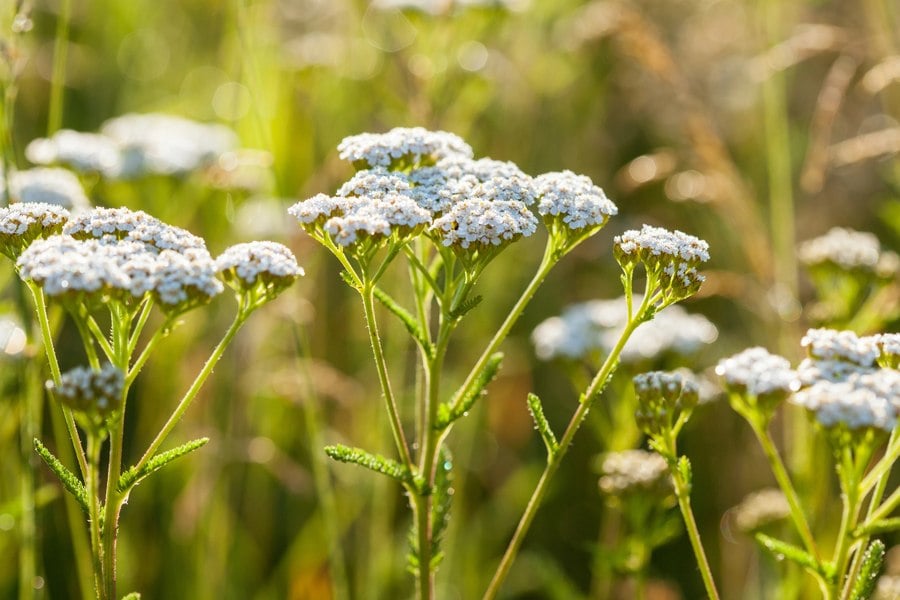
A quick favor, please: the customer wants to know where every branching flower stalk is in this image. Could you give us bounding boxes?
[717,330,900,600]
[291,129,640,599]
[1,204,302,598]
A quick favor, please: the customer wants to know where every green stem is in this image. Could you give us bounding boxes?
[131,309,247,478]
[86,433,105,600]
[29,282,88,477]
[446,241,557,421]
[667,446,720,600]
[482,293,651,600]
[47,0,71,135]
[126,317,174,386]
[361,283,414,470]
[751,421,820,560]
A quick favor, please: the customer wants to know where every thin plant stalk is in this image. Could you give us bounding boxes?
[46,0,71,136]
[482,291,653,600]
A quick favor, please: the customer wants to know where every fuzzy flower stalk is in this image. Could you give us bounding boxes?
[717,328,900,599]
[290,127,674,599]
[632,370,720,600]
[6,204,302,598]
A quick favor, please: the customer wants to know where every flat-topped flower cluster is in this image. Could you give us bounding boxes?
[717,328,900,435]
[289,127,626,260]
[25,113,238,180]
[4,204,301,314]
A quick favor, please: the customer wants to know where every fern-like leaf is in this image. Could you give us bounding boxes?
[117,438,209,493]
[325,444,423,491]
[448,294,483,320]
[850,539,885,600]
[754,532,825,577]
[436,352,503,429]
[33,438,88,512]
[526,393,558,457]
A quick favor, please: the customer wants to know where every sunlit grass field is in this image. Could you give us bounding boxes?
[1,1,899,598]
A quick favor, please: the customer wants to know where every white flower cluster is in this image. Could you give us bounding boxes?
[615,224,710,264]
[531,298,717,362]
[597,450,670,496]
[715,347,799,397]
[337,127,473,168]
[798,227,884,271]
[634,370,699,402]
[26,114,238,179]
[337,168,413,199]
[792,370,900,432]
[0,202,70,259]
[634,370,700,434]
[216,241,304,291]
[65,207,206,253]
[17,207,223,310]
[731,488,790,533]
[430,199,537,249]
[801,328,880,367]
[26,130,122,177]
[534,170,618,230]
[3,167,91,211]
[48,363,124,415]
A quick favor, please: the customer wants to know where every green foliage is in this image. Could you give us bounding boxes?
[324,444,423,491]
[526,393,558,457]
[753,533,825,578]
[849,540,885,600]
[117,438,209,493]
[33,438,88,512]
[435,352,504,429]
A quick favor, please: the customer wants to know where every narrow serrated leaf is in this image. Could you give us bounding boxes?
[373,287,433,357]
[448,294,482,320]
[430,446,453,569]
[33,438,88,512]
[527,393,558,456]
[678,456,692,489]
[850,539,885,600]
[754,532,824,576]
[117,438,209,493]
[325,444,422,490]
[436,352,503,429]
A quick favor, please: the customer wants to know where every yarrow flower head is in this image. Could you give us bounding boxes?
[716,347,798,418]
[47,364,124,419]
[801,328,880,368]
[868,333,900,369]
[337,127,473,170]
[633,370,700,436]
[791,369,900,435]
[531,298,717,363]
[216,241,304,302]
[534,170,618,237]
[614,225,709,302]
[26,130,123,177]
[731,488,790,534]
[798,227,888,274]
[17,207,223,313]
[0,202,70,259]
[430,199,537,251]
[337,168,413,199]
[597,449,671,498]
[100,113,238,179]
[4,168,90,211]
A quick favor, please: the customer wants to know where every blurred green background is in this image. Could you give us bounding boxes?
[1,0,899,598]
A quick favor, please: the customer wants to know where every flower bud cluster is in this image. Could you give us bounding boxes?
[731,488,790,533]
[614,225,709,302]
[47,364,124,417]
[715,347,798,417]
[0,202,70,259]
[598,449,671,498]
[633,370,699,436]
